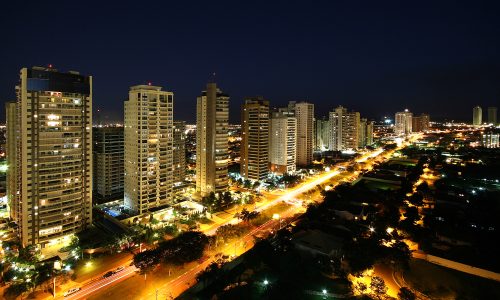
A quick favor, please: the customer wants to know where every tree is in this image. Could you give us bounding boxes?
[386,241,411,270]
[243,179,252,189]
[408,193,424,207]
[133,248,161,274]
[252,181,261,190]
[344,238,383,274]
[196,261,224,287]
[236,208,260,224]
[403,206,420,226]
[398,287,416,300]
[370,276,388,299]
[416,181,430,193]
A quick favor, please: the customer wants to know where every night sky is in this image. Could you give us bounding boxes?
[1,0,499,123]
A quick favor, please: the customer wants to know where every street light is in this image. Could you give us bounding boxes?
[264,279,269,285]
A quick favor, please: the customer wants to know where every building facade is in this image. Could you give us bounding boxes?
[314,116,330,152]
[93,126,124,203]
[488,107,497,125]
[329,106,360,151]
[411,114,430,132]
[8,67,92,248]
[366,120,374,145]
[395,109,413,135]
[196,83,229,197]
[240,97,269,181]
[6,102,17,221]
[289,101,314,166]
[173,120,186,185]
[124,85,173,214]
[482,132,499,148]
[473,106,482,126]
[269,108,297,175]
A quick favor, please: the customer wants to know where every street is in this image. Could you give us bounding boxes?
[61,146,400,300]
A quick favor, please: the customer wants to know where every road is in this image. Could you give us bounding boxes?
[62,266,138,300]
[63,146,398,299]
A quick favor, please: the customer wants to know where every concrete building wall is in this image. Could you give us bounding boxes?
[11,67,92,247]
[241,97,269,181]
[124,85,173,214]
[196,83,229,197]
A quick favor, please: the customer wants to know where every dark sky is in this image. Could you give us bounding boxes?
[1,0,499,123]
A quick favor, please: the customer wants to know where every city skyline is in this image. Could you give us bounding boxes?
[1,1,500,123]
[1,2,499,300]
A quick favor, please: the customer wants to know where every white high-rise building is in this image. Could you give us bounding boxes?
[7,67,92,248]
[329,106,360,151]
[269,108,297,175]
[472,106,482,126]
[124,85,174,214]
[395,109,413,135]
[487,107,496,125]
[289,101,314,166]
[196,83,229,197]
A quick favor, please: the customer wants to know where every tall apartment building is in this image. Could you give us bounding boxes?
[173,120,186,185]
[395,109,413,135]
[196,83,229,197]
[359,118,367,148]
[329,106,360,151]
[93,126,124,204]
[7,67,92,248]
[124,85,173,214]
[240,97,269,181]
[488,107,497,125]
[314,116,330,151]
[366,120,374,145]
[269,108,297,175]
[412,114,430,132]
[6,102,17,221]
[358,118,375,148]
[473,106,482,126]
[289,101,314,166]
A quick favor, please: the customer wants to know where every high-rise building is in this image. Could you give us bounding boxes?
[6,102,17,221]
[395,109,413,135]
[269,108,296,175]
[488,107,497,125]
[196,83,229,197]
[359,118,367,148]
[412,114,430,132]
[124,85,173,214]
[7,67,92,248]
[173,120,186,185]
[289,101,314,166]
[240,97,269,181]
[366,120,374,146]
[93,127,124,204]
[329,106,360,151]
[482,132,499,148]
[314,116,330,152]
[473,106,482,126]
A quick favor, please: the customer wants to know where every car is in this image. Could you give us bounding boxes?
[103,271,114,278]
[115,266,125,273]
[63,287,81,297]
